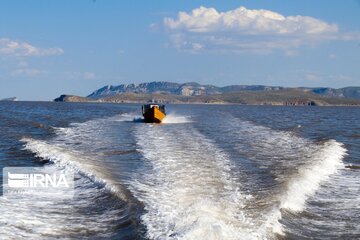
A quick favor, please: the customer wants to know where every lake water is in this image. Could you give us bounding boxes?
[0,102,359,239]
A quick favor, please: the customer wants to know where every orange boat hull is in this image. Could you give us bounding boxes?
[143,106,166,123]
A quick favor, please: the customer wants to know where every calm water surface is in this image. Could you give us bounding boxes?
[0,102,359,239]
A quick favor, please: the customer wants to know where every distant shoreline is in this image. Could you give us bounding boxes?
[53,91,360,107]
[2,100,360,107]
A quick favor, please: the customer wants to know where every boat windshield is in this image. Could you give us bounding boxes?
[142,104,165,114]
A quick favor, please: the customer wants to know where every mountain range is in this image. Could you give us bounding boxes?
[87,82,360,100]
[54,81,360,106]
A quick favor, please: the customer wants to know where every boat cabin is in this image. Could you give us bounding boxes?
[142,104,166,115]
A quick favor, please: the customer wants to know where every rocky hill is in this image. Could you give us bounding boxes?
[310,87,360,99]
[87,81,285,99]
[54,95,95,103]
[0,97,18,101]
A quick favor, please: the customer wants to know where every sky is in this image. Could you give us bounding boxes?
[0,0,359,100]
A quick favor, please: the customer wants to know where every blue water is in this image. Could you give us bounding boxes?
[0,102,359,239]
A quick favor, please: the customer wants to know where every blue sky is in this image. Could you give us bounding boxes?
[0,0,359,100]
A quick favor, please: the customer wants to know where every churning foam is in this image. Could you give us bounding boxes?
[111,112,192,124]
[131,124,258,240]
[114,113,143,122]
[162,113,192,124]
[280,140,346,212]
[213,116,348,236]
[3,133,136,238]
[264,140,347,235]
[21,137,129,201]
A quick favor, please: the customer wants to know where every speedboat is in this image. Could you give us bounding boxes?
[142,104,166,123]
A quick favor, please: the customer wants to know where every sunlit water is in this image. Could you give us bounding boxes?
[0,102,359,239]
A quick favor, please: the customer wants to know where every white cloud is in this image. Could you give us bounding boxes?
[165,6,338,35]
[305,73,322,82]
[64,71,97,80]
[303,72,355,85]
[163,6,343,53]
[17,60,28,67]
[0,38,64,57]
[83,72,96,80]
[11,68,46,77]
[329,53,336,59]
